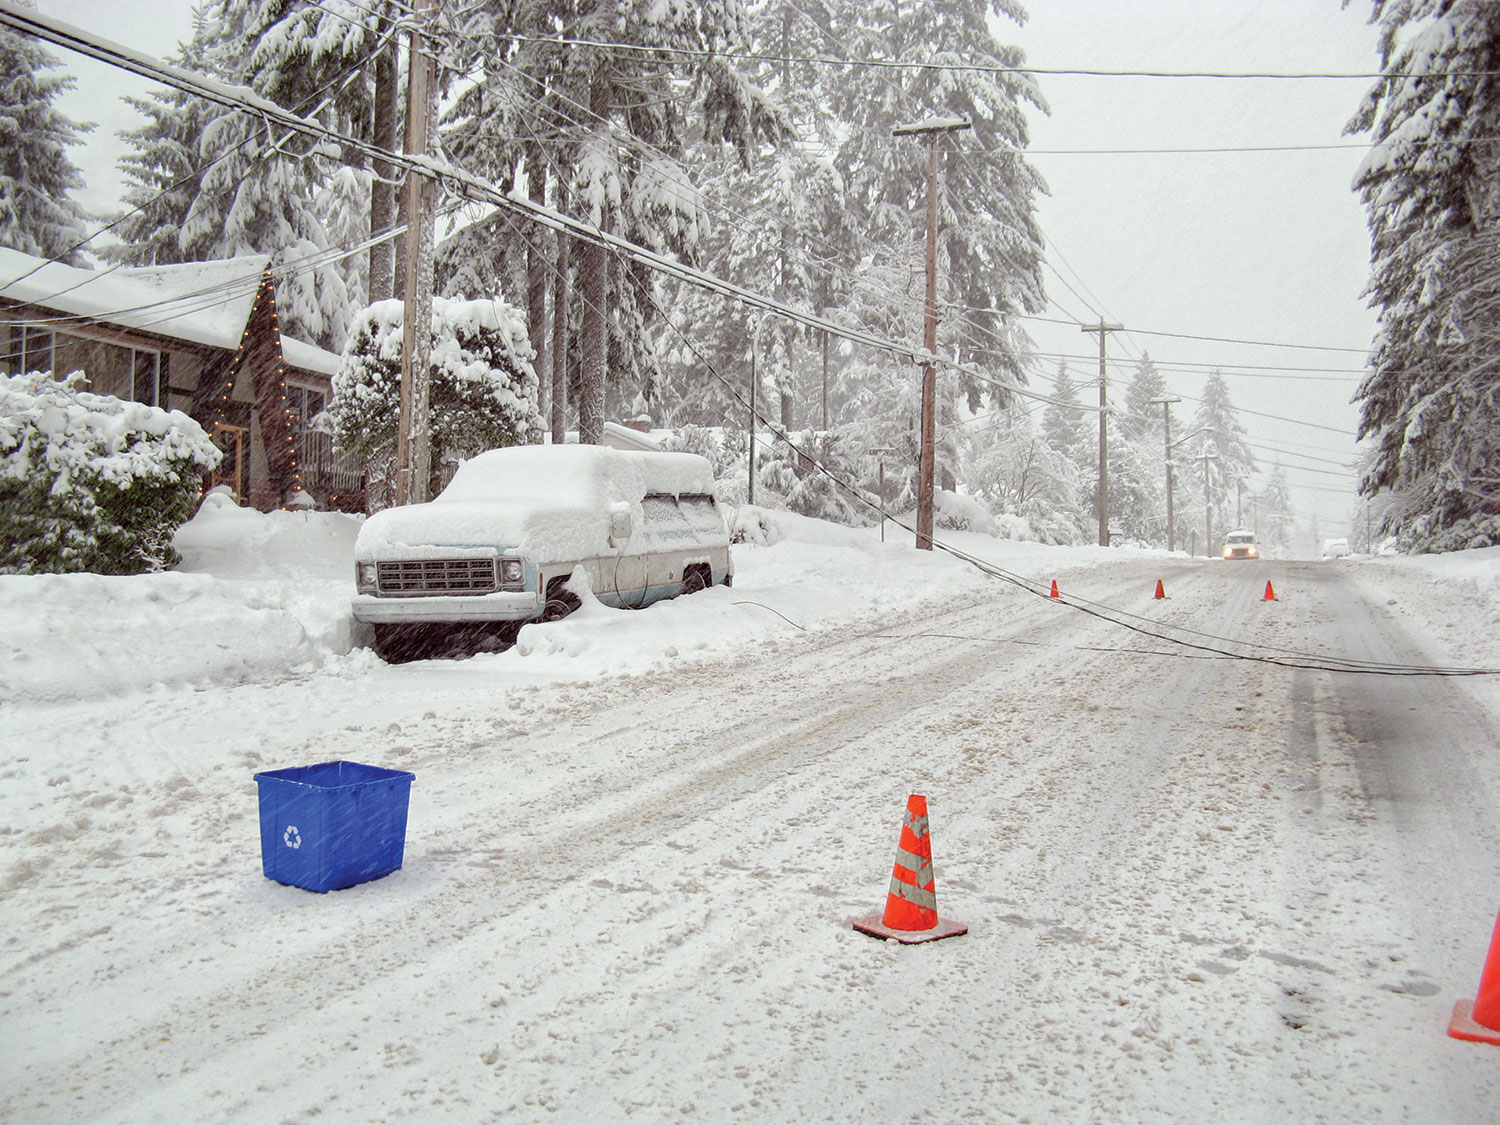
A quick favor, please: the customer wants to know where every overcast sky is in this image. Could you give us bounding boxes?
[40,0,1384,546]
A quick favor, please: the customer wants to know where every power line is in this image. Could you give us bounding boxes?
[493,33,1490,83]
[1019,312,1370,355]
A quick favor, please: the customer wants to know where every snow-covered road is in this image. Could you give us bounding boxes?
[3,523,1499,1121]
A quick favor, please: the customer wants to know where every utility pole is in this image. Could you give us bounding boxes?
[1236,479,1243,527]
[749,314,766,507]
[894,115,970,550]
[395,0,439,506]
[1150,396,1180,552]
[1199,447,1217,558]
[1081,320,1123,546]
[821,329,829,432]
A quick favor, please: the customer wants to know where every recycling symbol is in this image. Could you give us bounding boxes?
[283,825,302,849]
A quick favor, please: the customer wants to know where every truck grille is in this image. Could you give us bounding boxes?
[376,558,496,596]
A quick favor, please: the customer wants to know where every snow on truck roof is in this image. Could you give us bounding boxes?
[355,445,720,561]
[439,444,715,503]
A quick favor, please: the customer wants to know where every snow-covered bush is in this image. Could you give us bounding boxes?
[329,296,541,506]
[757,430,872,527]
[935,489,996,534]
[0,372,221,574]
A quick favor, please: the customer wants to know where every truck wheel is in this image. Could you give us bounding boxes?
[682,566,708,596]
[542,583,580,622]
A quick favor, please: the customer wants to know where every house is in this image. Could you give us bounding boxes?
[0,247,364,511]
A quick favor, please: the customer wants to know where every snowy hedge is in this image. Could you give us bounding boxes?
[0,372,222,575]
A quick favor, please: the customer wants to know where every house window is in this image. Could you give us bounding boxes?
[2,324,164,407]
[2,324,54,375]
[285,383,328,435]
[132,349,162,407]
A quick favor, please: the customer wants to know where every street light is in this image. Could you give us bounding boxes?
[893,115,970,550]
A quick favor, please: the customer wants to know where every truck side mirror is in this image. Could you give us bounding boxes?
[608,509,632,547]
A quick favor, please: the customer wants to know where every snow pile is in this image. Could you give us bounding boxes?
[0,492,1070,705]
[0,494,361,704]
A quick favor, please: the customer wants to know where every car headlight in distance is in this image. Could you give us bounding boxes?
[1248,547,1258,556]
[500,559,524,584]
[1222,547,1232,558]
[356,562,378,590]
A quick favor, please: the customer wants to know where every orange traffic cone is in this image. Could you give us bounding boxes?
[1262,580,1277,601]
[853,795,968,944]
[1049,579,1060,598]
[1449,906,1500,1046]
[1153,579,1166,600]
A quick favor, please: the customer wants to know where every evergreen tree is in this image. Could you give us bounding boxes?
[1347,0,1500,550]
[667,1,841,432]
[1121,354,1170,445]
[152,0,398,349]
[329,297,541,504]
[105,15,217,266]
[1118,355,1172,545]
[1188,371,1257,543]
[1257,466,1295,554]
[0,26,91,264]
[1041,361,1086,461]
[441,0,777,443]
[825,0,1046,409]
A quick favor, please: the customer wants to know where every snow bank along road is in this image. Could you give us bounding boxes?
[3,557,1499,1121]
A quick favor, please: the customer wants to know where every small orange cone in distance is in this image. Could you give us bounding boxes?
[1154,579,1166,600]
[1263,580,1277,601]
[853,794,968,944]
[1449,907,1500,1046]
[1049,579,1060,598]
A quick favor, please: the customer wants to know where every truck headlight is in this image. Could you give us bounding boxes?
[499,559,524,584]
[356,562,378,590]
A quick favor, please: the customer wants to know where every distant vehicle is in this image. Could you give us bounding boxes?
[352,445,733,661]
[1322,537,1352,559]
[1221,530,1259,560]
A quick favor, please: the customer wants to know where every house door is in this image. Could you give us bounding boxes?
[209,423,249,503]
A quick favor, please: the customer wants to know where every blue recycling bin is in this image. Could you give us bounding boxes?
[254,760,416,892]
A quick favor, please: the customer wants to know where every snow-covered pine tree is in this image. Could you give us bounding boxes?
[1347,0,1500,551]
[1041,360,1086,462]
[757,429,870,526]
[664,1,837,433]
[1257,465,1295,553]
[329,296,541,504]
[0,25,91,265]
[441,1,776,444]
[316,165,370,318]
[1188,370,1257,540]
[105,15,218,267]
[1121,354,1170,445]
[825,0,1046,412]
[165,0,397,350]
[1116,356,1172,545]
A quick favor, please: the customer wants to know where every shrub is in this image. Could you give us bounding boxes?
[0,372,221,574]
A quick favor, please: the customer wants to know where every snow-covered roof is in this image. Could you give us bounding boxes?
[0,248,341,376]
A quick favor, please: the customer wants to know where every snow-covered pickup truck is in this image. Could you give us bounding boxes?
[352,445,733,661]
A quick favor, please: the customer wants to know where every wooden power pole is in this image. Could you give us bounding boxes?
[396,0,439,505]
[1081,320,1122,546]
[893,115,970,550]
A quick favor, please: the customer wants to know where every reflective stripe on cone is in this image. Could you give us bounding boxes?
[853,794,968,944]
